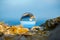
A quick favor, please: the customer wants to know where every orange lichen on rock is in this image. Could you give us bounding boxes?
[0,25,4,32]
[4,26,17,35]
[2,25,29,35]
[0,22,29,35]
[0,24,9,33]
[17,27,29,34]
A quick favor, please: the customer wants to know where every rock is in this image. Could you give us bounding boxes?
[40,16,60,31]
[48,24,60,40]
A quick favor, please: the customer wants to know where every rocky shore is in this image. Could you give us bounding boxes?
[0,16,60,40]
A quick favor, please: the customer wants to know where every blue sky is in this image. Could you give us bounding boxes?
[0,0,60,25]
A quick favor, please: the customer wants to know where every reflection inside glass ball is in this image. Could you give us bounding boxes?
[20,12,36,28]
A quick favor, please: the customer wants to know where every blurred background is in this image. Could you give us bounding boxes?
[0,0,60,26]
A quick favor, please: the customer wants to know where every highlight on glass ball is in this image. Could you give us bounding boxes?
[20,12,36,28]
